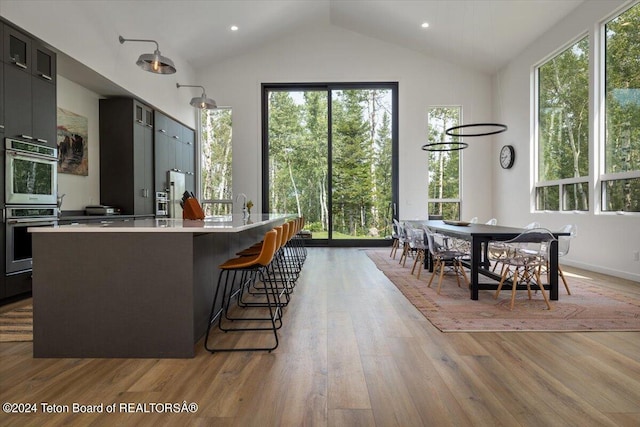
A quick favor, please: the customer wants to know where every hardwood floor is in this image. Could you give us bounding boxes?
[1,247,639,426]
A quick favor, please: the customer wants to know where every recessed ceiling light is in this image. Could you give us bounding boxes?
[230,25,239,31]
[421,22,430,29]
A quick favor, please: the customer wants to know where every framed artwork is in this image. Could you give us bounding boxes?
[57,107,88,176]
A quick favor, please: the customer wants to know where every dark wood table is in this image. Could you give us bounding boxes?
[413,220,569,301]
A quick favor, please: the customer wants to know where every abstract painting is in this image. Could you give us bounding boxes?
[57,107,88,176]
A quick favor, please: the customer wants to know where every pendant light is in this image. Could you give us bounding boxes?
[176,83,218,109]
[421,141,469,152]
[445,123,508,137]
[118,35,176,74]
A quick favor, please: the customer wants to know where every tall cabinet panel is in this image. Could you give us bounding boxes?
[2,25,56,147]
[154,111,174,192]
[182,126,196,193]
[99,98,155,215]
[153,111,195,195]
[4,64,31,139]
[32,76,56,144]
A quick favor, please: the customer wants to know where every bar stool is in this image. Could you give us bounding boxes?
[238,225,294,307]
[204,229,281,353]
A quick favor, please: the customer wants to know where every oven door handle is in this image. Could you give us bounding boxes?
[7,218,57,225]
[6,149,58,163]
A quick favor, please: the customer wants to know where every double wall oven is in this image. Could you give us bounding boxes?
[4,138,58,275]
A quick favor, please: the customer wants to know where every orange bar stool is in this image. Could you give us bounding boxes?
[237,225,294,307]
[282,219,303,283]
[204,229,282,353]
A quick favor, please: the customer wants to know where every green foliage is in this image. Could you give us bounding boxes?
[537,2,640,212]
[427,107,461,219]
[201,108,232,216]
[604,3,640,211]
[538,37,589,183]
[266,88,393,238]
[305,221,324,232]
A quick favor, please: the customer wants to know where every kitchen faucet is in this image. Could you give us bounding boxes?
[236,193,247,219]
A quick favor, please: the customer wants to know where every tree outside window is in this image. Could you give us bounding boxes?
[201,108,232,216]
[427,106,461,220]
[603,2,640,212]
[536,36,589,211]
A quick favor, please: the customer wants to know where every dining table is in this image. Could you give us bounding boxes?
[405,220,570,301]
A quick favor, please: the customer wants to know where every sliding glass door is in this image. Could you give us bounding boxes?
[262,83,397,245]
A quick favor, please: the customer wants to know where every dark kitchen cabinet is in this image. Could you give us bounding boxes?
[0,63,5,133]
[2,25,56,147]
[3,25,31,69]
[153,111,195,194]
[182,126,196,193]
[154,111,174,192]
[0,23,3,63]
[4,64,31,138]
[32,76,56,145]
[32,40,56,84]
[100,98,155,215]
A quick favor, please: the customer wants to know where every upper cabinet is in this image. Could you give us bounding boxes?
[3,25,31,70]
[32,41,56,84]
[154,111,195,195]
[2,23,57,147]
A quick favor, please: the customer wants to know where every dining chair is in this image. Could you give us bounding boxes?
[408,226,428,279]
[488,221,541,272]
[493,228,555,310]
[397,221,412,266]
[425,229,469,294]
[390,219,402,259]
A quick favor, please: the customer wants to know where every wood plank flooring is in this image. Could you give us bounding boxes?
[1,247,639,426]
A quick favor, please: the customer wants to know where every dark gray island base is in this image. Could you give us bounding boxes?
[31,215,287,358]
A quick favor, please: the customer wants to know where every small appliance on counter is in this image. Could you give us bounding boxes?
[85,205,119,215]
[155,192,168,217]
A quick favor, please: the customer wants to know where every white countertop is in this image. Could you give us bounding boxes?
[29,214,290,233]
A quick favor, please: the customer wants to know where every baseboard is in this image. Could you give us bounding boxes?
[562,259,640,283]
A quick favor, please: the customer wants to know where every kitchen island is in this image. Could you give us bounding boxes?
[30,214,289,358]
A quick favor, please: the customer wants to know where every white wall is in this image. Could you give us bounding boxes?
[197,23,496,222]
[56,76,101,211]
[493,0,640,282]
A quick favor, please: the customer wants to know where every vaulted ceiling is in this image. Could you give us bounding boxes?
[75,0,584,75]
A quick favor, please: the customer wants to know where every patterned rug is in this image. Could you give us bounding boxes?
[365,249,640,332]
[0,305,33,342]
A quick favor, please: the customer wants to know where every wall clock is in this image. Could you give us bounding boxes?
[500,145,515,169]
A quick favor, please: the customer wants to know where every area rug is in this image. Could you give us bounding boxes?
[365,249,640,332]
[0,305,33,342]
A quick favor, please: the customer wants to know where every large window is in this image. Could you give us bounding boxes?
[200,108,233,216]
[536,36,589,211]
[427,106,461,220]
[602,2,640,212]
[263,83,398,245]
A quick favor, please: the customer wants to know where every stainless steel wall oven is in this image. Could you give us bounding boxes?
[5,138,58,205]
[5,206,57,274]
